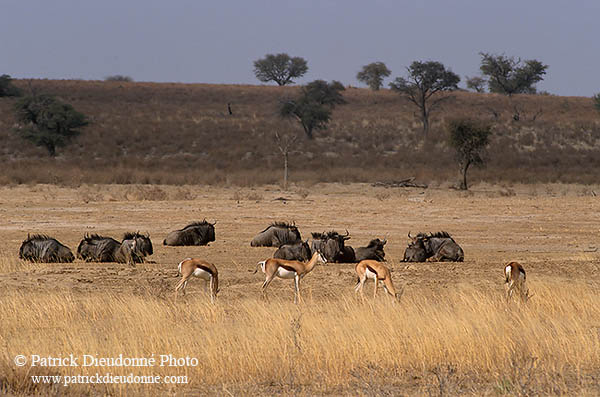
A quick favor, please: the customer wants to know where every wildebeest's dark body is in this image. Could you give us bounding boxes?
[122,232,153,263]
[403,231,464,262]
[355,238,387,262]
[251,222,301,247]
[19,234,75,263]
[77,234,121,262]
[311,231,350,263]
[163,221,216,246]
[274,240,312,261]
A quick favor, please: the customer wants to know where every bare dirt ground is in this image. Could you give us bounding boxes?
[1,182,598,299]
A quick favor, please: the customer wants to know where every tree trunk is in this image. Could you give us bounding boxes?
[302,124,313,139]
[459,161,471,190]
[283,151,289,190]
[421,105,429,136]
[46,142,56,157]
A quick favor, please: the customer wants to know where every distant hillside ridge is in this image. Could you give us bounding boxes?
[0,79,598,186]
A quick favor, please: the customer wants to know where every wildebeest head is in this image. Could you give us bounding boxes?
[163,220,216,246]
[403,231,464,262]
[77,234,121,262]
[355,238,387,262]
[311,230,350,262]
[123,232,153,259]
[19,234,75,263]
[251,222,301,247]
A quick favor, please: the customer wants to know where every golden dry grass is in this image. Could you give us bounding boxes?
[1,284,600,395]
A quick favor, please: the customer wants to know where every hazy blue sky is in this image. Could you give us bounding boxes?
[2,1,598,96]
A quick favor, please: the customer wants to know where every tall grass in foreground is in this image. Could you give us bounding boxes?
[1,283,599,395]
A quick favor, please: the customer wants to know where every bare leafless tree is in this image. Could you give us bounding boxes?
[275,131,298,190]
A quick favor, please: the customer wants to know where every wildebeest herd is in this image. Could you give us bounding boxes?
[18,220,529,304]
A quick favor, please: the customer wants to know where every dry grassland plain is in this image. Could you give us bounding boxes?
[1,183,600,396]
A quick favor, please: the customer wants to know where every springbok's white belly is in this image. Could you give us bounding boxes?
[276,267,297,279]
[365,268,377,280]
[193,268,212,280]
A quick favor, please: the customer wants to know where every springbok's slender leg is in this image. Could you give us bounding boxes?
[261,274,275,300]
[175,277,190,301]
[209,276,215,304]
[355,276,366,300]
[373,276,379,299]
[294,274,300,304]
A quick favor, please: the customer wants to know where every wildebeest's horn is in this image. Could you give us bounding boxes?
[211,220,217,225]
[408,231,413,239]
[382,238,387,244]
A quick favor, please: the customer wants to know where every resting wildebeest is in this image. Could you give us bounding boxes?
[403,231,464,262]
[274,240,311,261]
[402,238,429,262]
[163,220,216,246]
[355,238,387,262]
[251,222,301,247]
[310,230,350,263]
[122,232,153,263]
[77,234,121,262]
[19,234,74,263]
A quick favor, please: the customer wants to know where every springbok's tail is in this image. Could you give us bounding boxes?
[252,260,266,274]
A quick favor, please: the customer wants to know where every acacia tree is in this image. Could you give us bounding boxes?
[13,94,88,156]
[280,80,345,139]
[253,53,308,86]
[465,76,486,93]
[390,61,460,136]
[479,53,548,96]
[0,74,21,97]
[356,62,391,90]
[447,118,491,190]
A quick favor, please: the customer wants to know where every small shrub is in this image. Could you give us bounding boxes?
[105,75,134,82]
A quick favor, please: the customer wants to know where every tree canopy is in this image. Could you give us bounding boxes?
[479,52,548,95]
[253,53,308,86]
[356,62,391,91]
[280,80,345,139]
[390,61,460,135]
[447,118,491,190]
[13,94,88,156]
[465,76,486,93]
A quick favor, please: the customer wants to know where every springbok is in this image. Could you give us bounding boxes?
[504,261,530,302]
[175,258,219,303]
[354,260,403,302]
[253,250,327,303]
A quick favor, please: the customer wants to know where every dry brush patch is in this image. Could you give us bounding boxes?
[1,283,599,395]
